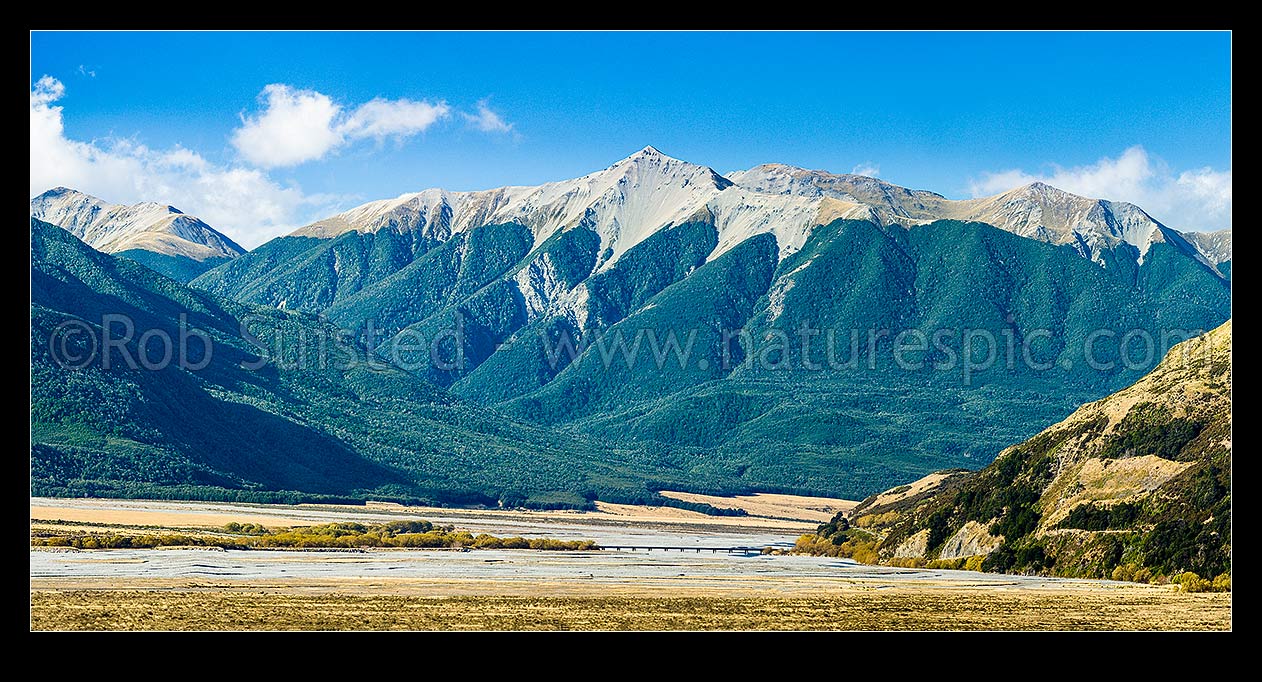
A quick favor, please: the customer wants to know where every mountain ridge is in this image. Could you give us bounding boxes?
[286,146,892,272]
[808,320,1231,581]
[266,147,1227,274]
[30,187,245,282]
[1183,228,1233,278]
[35,149,1230,278]
[728,163,1222,269]
[29,217,745,507]
[186,149,1230,497]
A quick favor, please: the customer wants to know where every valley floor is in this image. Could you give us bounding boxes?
[30,497,1230,631]
[31,588,1228,631]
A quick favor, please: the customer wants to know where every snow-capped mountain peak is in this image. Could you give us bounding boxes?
[623,144,668,162]
[292,147,900,271]
[1019,180,1055,193]
[30,188,244,262]
[1183,228,1232,267]
[959,183,1191,264]
[727,164,1224,270]
[602,144,733,190]
[284,149,1227,277]
[295,147,745,269]
[726,164,948,220]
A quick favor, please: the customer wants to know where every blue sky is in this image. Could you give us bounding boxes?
[31,31,1232,247]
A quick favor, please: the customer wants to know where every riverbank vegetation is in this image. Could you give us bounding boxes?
[31,520,599,551]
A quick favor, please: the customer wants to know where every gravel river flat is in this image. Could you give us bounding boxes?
[30,497,1230,630]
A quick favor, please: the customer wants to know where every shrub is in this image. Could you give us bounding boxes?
[1112,564,1138,582]
[1176,571,1213,593]
[887,556,927,568]
[851,544,880,564]
[33,520,598,552]
[982,544,1015,572]
[1100,417,1203,461]
[926,558,966,570]
[1058,502,1141,531]
[925,510,952,552]
[853,511,898,528]
[792,534,879,563]
[222,522,267,535]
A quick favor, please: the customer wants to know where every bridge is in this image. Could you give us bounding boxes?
[600,545,767,554]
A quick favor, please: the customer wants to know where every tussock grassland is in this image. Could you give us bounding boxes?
[657,491,857,523]
[31,590,1230,631]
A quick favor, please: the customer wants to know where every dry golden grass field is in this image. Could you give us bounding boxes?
[31,589,1229,631]
[30,497,1231,631]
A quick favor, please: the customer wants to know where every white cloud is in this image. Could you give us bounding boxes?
[462,100,514,134]
[231,84,344,169]
[850,162,879,178]
[31,75,64,105]
[31,78,508,248]
[969,146,1231,232]
[1174,166,1232,221]
[31,77,334,248]
[341,97,450,140]
[159,147,210,172]
[77,65,96,78]
[230,84,453,168]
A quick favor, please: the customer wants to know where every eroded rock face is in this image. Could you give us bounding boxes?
[894,529,929,558]
[938,520,1002,560]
